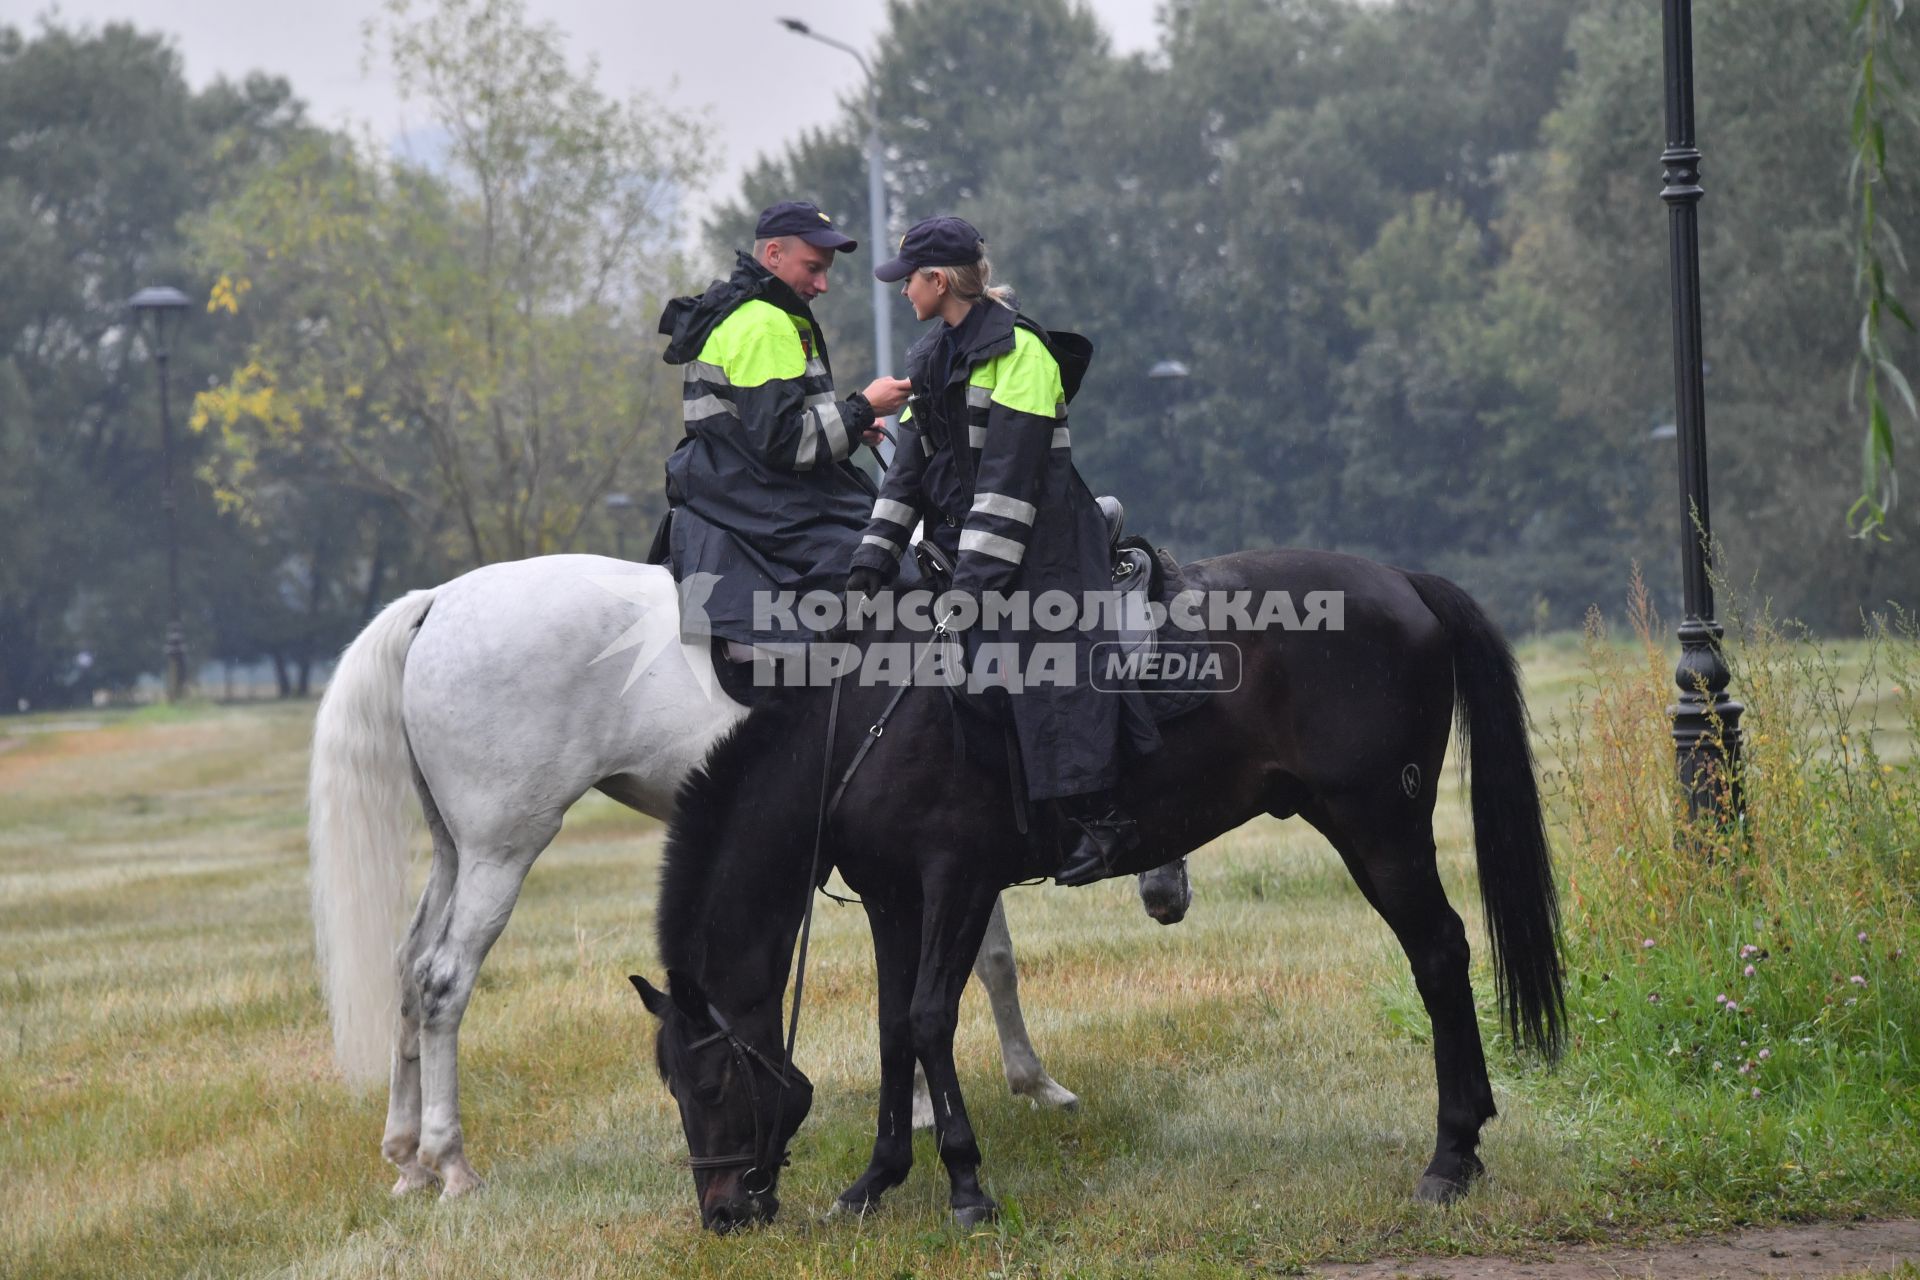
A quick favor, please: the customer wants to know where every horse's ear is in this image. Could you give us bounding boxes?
[629,974,671,1018]
[665,969,711,1023]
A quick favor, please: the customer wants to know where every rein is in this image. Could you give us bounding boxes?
[696,610,959,1192]
[750,665,845,1192]
[826,608,959,819]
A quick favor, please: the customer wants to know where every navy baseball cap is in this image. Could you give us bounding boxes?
[755,200,858,252]
[874,215,984,282]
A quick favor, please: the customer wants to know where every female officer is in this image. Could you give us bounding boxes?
[845,215,1157,886]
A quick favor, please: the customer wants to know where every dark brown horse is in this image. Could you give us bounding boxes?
[631,548,1563,1232]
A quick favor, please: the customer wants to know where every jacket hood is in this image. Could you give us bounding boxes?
[905,304,1092,402]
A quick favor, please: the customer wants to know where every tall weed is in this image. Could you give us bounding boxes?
[1547,572,1918,1216]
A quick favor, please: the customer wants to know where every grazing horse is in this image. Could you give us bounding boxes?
[309,554,1154,1198]
[633,548,1564,1231]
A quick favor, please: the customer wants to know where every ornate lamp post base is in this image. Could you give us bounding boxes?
[1671,618,1743,823]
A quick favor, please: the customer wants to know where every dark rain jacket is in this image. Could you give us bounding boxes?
[657,252,881,644]
[849,302,1159,801]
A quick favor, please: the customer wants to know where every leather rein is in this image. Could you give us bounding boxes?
[685,611,957,1193]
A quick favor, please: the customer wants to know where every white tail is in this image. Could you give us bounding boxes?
[309,588,437,1087]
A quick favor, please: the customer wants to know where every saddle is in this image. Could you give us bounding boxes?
[1106,535,1214,725]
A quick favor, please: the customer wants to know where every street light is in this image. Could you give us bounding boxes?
[128,285,194,704]
[1658,0,1743,823]
[605,491,637,560]
[1148,358,1190,439]
[777,17,893,390]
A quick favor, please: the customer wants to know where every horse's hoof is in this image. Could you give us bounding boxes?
[911,1093,935,1131]
[437,1159,486,1199]
[826,1196,876,1221]
[390,1162,440,1197]
[952,1202,999,1228]
[1414,1173,1469,1204]
[1013,1076,1080,1111]
[1414,1154,1483,1205]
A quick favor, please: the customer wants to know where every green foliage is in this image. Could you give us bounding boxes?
[715,0,1920,632]
[191,0,711,566]
[1848,0,1918,537]
[1550,576,1920,1215]
[0,20,351,706]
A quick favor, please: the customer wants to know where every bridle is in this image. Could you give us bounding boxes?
[679,1002,800,1195]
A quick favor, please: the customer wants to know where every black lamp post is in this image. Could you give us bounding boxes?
[1659,0,1743,822]
[128,285,194,704]
[605,491,637,560]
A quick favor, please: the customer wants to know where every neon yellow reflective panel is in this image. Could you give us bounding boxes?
[971,327,1064,418]
[697,300,812,388]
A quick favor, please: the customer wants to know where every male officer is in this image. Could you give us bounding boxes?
[657,201,912,651]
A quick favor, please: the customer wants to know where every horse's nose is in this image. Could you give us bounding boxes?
[704,1202,739,1234]
[1138,860,1193,925]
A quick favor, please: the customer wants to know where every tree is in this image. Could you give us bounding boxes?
[1508,0,1919,628]
[0,20,317,708]
[194,0,711,568]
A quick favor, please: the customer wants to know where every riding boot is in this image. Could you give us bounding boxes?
[1055,796,1141,887]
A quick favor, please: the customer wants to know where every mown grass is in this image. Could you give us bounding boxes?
[0,631,1913,1278]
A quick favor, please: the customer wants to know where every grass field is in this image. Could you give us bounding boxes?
[1,638,1914,1279]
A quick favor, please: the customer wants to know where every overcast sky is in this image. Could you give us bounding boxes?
[31,0,1166,225]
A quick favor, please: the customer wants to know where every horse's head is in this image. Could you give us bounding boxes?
[630,972,813,1232]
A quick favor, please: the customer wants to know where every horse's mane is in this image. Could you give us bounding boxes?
[655,688,817,977]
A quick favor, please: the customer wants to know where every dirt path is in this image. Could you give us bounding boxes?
[1314,1220,1920,1279]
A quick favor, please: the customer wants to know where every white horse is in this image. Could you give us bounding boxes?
[310,554,1178,1198]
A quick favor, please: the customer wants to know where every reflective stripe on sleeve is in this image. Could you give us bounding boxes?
[873,498,917,527]
[861,533,904,559]
[817,400,849,460]
[1051,427,1071,449]
[684,394,739,420]
[966,385,993,408]
[960,529,1026,564]
[970,492,1036,524]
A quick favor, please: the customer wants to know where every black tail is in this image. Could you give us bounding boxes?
[1405,572,1565,1059]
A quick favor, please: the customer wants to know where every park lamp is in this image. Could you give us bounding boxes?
[127,285,196,703]
[129,286,193,352]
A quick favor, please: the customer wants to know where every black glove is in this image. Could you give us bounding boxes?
[844,566,887,633]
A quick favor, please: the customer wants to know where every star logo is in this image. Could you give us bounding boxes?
[583,570,725,704]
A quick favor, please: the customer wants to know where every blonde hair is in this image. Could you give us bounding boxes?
[918,255,1015,309]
